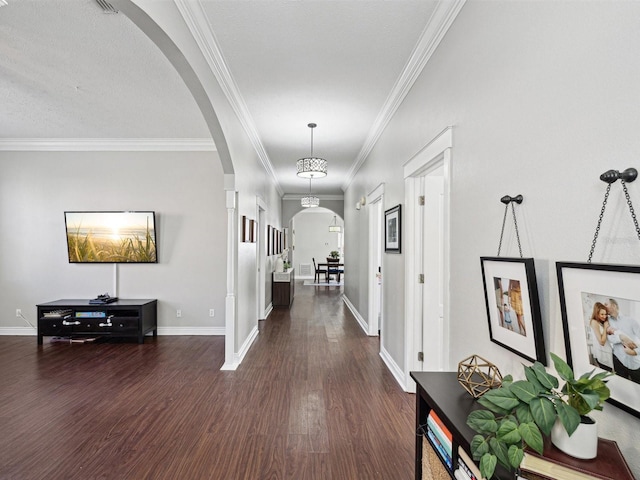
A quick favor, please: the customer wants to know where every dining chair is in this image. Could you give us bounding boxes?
[312,258,326,283]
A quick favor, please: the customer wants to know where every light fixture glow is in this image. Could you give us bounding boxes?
[296,123,327,178]
[329,215,342,232]
[301,196,320,208]
[301,177,319,208]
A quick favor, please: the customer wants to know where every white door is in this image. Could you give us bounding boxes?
[368,184,385,337]
[257,203,267,320]
[420,174,445,370]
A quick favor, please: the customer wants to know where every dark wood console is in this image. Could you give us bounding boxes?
[411,371,511,480]
[37,299,157,345]
[272,269,294,307]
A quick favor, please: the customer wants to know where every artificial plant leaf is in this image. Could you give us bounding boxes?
[529,397,556,435]
[532,362,558,390]
[467,410,498,434]
[479,387,520,411]
[490,436,511,470]
[510,380,538,404]
[524,366,544,392]
[518,421,544,454]
[508,444,524,469]
[555,401,580,436]
[515,403,534,424]
[477,394,511,415]
[551,352,574,382]
[496,419,521,445]
[479,453,497,480]
[471,434,491,460]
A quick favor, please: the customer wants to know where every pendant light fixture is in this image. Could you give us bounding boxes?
[328,215,342,232]
[301,177,319,208]
[296,123,327,178]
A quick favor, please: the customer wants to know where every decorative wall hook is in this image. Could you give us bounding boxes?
[589,167,640,263]
[599,168,638,184]
[500,194,524,205]
[497,194,524,257]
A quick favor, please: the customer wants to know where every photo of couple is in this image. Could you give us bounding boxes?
[581,292,640,385]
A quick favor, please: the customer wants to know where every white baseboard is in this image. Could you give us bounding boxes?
[379,345,407,391]
[0,326,225,336]
[342,294,370,335]
[221,324,259,371]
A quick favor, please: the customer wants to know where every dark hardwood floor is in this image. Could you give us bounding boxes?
[0,283,415,479]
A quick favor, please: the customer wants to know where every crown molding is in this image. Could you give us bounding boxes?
[175,0,284,196]
[341,0,466,191]
[282,194,344,201]
[0,138,216,151]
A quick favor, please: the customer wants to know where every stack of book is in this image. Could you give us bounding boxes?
[518,437,634,480]
[426,409,453,471]
[456,446,484,480]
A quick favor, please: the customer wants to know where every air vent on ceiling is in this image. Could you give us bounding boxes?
[95,0,118,14]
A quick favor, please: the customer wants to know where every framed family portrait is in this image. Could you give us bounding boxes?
[384,204,401,253]
[480,257,546,363]
[557,261,640,419]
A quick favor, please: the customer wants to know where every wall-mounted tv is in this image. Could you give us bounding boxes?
[65,211,157,263]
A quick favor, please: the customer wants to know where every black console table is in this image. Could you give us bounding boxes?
[410,371,511,480]
[37,299,157,345]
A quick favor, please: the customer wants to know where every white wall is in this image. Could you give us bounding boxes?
[0,150,226,334]
[344,1,640,474]
[291,209,343,277]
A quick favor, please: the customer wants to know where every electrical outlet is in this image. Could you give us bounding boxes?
[16,309,21,317]
[176,309,182,318]
[209,309,215,317]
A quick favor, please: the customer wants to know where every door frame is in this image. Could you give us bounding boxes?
[367,183,385,337]
[256,196,267,320]
[403,126,452,392]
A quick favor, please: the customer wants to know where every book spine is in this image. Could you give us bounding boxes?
[427,416,453,455]
[426,428,452,470]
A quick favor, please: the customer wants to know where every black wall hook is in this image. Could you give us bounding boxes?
[599,168,638,184]
[500,194,524,205]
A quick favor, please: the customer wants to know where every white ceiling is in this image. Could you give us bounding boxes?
[0,0,460,196]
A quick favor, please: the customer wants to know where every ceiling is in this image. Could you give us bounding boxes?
[0,0,461,196]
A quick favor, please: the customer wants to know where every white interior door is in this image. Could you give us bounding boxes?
[368,184,385,337]
[257,201,266,320]
[421,174,445,370]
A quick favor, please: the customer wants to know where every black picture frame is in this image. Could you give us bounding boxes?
[384,204,401,253]
[480,257,546,364]
[557,261,640,419]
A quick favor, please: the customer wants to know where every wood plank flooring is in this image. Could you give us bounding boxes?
[0,283,415,479]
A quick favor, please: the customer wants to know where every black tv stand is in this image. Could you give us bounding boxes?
[37,299,157,345]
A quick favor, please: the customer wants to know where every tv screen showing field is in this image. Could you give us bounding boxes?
[65,211,157,263]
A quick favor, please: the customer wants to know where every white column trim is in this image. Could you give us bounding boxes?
[221,189,239,370]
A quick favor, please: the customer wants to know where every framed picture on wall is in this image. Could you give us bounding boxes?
[557,261,640,419]
[241,216,250,242]
[384,204,401,253]
[480,257,546,364]
[250,219,257,243]
[267,225,272,255]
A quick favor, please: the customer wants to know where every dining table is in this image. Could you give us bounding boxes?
[317,262,344,282]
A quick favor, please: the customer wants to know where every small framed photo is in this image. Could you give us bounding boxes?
[241,215,250,242]
[557,261,640,419]
[267,225,272,254]
[480,257,546,364]
[250,219,257,243]
[384,204,401,253]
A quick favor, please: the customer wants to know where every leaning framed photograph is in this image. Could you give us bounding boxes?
[384,204,401,253]
[557,261,640,419]
[480,257,546,363]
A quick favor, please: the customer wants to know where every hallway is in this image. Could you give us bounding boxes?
[0,282,415,480]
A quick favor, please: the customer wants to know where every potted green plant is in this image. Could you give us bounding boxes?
[329,250,339,259]
[466,353,612,479]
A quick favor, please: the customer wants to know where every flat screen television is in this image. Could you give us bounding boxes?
[65,211,157,263]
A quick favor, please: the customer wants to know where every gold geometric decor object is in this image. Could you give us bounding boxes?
[457,354,502,399]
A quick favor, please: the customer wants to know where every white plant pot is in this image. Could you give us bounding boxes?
[550,416,598,459]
